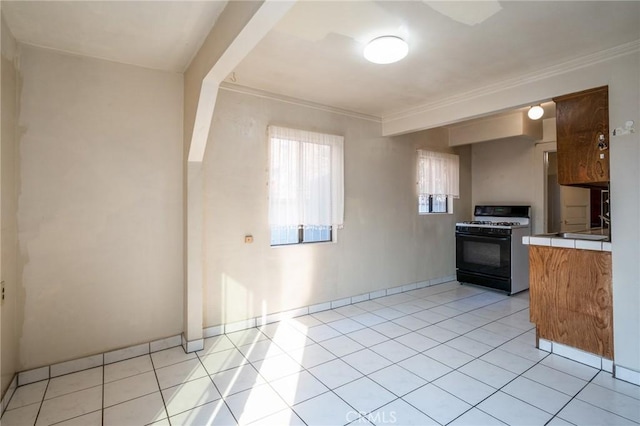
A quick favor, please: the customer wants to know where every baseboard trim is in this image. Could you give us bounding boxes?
[538,338,612,371]
[614,365,640,386]
[10,275,458,395]
[17,334,182,387]
[537,338,640,383]
[181,335,204,353]
[1,374,18,416]
[201,275,457,338]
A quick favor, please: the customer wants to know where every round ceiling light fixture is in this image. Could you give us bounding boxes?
[364,36,408,64]
[527,105,544,120]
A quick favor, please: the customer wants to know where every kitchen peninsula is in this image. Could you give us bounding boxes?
[523,234,613,370]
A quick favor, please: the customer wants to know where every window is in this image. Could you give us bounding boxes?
[268,126,344,246]
[418,194,448,214]
[417,150,459,214]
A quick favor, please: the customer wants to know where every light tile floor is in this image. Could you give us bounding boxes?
[3,281,640,426]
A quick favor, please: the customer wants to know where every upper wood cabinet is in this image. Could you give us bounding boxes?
[553,86,609,187]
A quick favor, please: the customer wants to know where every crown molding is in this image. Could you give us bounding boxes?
[219,82,382,123]
[383,39,640,123]
[219,40,639,129]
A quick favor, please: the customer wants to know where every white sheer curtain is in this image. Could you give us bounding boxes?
[268,126,344,233]
[417,150,460,198]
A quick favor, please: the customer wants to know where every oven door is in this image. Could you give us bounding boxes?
[456,231,511,281]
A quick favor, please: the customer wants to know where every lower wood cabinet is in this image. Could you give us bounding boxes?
[529,245,613,359]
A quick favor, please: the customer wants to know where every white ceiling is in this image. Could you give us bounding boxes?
[1,1,227,72]
[229,1,640,118]
[2,1,639,120]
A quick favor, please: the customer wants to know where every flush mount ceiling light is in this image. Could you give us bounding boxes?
[527,105,544,120]
[364,36,408,64]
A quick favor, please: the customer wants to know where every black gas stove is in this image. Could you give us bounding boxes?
[456,205,532,295]
[462,221,523,226]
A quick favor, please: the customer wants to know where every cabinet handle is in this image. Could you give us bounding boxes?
[598,134,608,151]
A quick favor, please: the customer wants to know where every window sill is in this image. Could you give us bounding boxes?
[270,240,336,248]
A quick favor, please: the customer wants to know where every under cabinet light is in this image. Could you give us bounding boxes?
[528,105,544,120]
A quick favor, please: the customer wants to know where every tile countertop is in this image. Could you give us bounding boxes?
[522,235,612,252]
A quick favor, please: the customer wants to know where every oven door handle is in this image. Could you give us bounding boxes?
[456,233,510,242]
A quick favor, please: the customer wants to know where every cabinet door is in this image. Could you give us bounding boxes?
[554,86,609,187]
[529,246,613,359]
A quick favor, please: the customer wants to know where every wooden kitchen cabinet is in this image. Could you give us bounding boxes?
[529,245,613,359]
[553,86,609,187]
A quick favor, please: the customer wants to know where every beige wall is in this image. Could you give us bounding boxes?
[16,46,184,370]
[471,138,536,209]
[1,15,20,395]
[202,89,470,327]
[606,53,640,373]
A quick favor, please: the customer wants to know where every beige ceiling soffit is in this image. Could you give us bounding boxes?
[219,82,381,123]
[423,1,501,26]
[448,111,542,146]
[188,1,295,163]
[382,39,640,135]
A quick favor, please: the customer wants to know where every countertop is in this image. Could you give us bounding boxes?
[523,230,612,252]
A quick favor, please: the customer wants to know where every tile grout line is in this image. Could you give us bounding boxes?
[222,326,398,425]
[233,285,534,415]
[325,292,517,341]
[565,372,640,424]
[540,368,603,425]
[93,357,171,423]
[194,350,241,426]
[9,283,638,425]
[31,377,50,426]
[446,355,551,425]
[58,294,522,426]
[224,331,275,424]
[589,376,640,402]
[327,287,557,425]
[148,352,171,425]
[449,323,576,422]
[214,287,524,424]
[67,292,504,422]
[102,364,105,426]
[400,313,544,425]
[411,294,609,425]
[76,332,574,426]
[225,328,340,425]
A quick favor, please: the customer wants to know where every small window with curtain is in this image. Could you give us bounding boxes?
[268,126,344,246]
[417,150,460,214]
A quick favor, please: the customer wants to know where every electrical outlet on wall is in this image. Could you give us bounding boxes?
[1,280,5,303]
